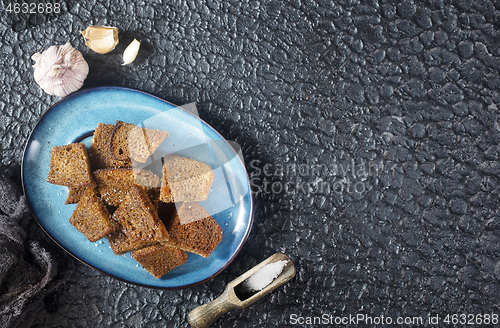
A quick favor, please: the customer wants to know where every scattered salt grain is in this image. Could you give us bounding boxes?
[241,260,289,292]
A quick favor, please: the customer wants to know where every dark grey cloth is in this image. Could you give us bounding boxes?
[0,173,73,328]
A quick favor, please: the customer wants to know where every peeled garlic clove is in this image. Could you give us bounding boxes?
[122,39,141,65]
[80,25,119,54]
[31,43,89,97]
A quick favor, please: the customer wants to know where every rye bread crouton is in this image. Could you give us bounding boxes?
[112,185,169,243]
[159,155,213,203]
[93,168,159,206]
[48,143,96,188]
[69,188,118,242]
[88,123,132,170]
[132,244,187,279]
[160,202,222,258]
[110,120,168,163]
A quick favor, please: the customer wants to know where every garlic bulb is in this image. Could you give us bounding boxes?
[80,26,119,54]
[122,39,141,65]
[31,43,89,97]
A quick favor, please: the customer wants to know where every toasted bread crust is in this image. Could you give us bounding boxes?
[69,189,118,242]
[144,127,169,156]
[107,228,157,255]
[160,156,213,203]
[112,185,169,243]
[161,202,222,258]
[132,244,187,279]
[110,121,168,163]
[65,186,91,204]
[93,168,159,206]
[48,143,96,188]
[89,123,132,170]
[110,121,141,161]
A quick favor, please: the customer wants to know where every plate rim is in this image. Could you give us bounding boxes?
[21,85,255,289]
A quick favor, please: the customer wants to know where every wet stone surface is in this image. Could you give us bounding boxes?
[1,0,500,327]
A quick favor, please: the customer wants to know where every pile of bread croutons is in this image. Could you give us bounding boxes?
[47,120,222,279]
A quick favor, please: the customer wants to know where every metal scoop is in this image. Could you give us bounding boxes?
[187,252,296,328]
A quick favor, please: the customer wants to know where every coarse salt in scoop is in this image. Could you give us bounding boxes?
[187,253,295,328]
[240,260,289,292]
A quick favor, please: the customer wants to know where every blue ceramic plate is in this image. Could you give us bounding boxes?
[22,86,253,289]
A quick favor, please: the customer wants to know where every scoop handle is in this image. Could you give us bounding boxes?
[187,288,240,328]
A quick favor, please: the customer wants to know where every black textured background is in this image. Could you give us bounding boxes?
[2,0,500,327]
